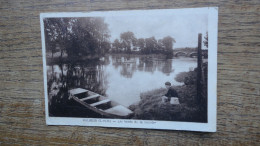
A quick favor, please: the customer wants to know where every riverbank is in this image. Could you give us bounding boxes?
[109,53,170,59]
[129,63,208,122]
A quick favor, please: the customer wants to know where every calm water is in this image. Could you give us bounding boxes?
[47,55,199,107]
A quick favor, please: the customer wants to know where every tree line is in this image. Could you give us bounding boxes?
[44,18,178,59]
[111,31,176,57]
[44,17,110,59]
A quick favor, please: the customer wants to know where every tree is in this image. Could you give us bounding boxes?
[137,38,145,52]
[112,39,121,53]
[44,17,110,59]
[162,36,175,58]
[120,31,136,52]
[44,18,72,58]
[71,17,110,56]
[162,36,176,52]
[144,37,157,53]
[157,39,165,52]
[203,32,208,48]
[109,32,176,58]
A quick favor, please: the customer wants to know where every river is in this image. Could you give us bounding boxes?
[47,55,200,107]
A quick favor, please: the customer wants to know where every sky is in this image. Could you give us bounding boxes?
[104,13,208,49]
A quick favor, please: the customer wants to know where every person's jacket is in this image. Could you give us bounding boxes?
[165,87,178,101]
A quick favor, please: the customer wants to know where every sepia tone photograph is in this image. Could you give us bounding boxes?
[41,8,218,131]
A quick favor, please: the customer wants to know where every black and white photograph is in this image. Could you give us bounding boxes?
[41,7,218,132]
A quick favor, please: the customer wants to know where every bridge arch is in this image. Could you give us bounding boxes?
[189,52,198,58]
[175,52,187,57]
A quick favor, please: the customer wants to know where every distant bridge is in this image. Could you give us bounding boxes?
[173,49,208,58]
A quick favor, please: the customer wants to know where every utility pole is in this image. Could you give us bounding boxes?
[197,33,202,104]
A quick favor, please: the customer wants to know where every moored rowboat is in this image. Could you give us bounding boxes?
[69,88,133,118]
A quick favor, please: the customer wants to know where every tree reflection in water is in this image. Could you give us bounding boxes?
[48,59,109,96]
[111,55,174,78]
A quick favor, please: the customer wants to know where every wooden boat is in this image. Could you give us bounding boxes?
[69,88,133,119]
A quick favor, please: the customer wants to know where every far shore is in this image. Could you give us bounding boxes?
[46,52,176,65]
[109,53,170,58]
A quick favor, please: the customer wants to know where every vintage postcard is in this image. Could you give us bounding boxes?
[40,7,218,132]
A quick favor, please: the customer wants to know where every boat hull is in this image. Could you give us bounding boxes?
[69,88,134,119]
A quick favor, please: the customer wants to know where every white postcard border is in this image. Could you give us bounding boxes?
[40,7,218,132]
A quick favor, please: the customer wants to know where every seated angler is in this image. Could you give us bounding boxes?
[161,82,179,104]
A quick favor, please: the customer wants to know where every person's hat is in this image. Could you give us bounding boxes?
[165,82,171,86]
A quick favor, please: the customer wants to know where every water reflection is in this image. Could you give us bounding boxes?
[111,56,174,78]
[47,58,109,100]
[47,55,198,107]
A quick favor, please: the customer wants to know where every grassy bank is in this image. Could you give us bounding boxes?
[129,63,208,122]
